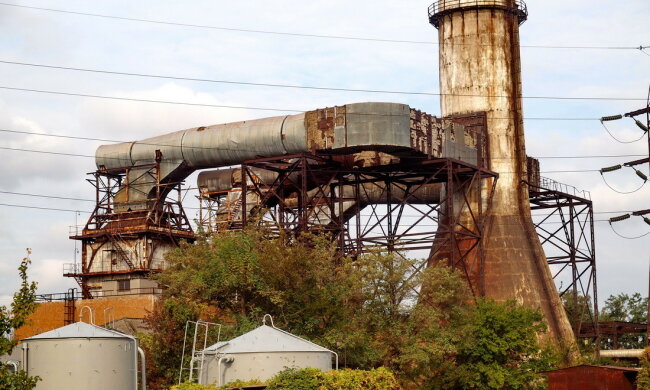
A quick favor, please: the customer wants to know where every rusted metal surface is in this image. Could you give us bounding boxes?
[430,0,577,353]
[428,0,528,28]
[528,177,599,345]
[581,321,647,348]
[67,162,193,298]
[540,365,638,390]
[202,153,498,296]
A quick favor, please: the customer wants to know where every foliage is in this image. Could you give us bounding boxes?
[140,298,201,390]
[266,367,322,390]
[265,367,400,390]
[637,347,650,390]
[600,292,648,349]
[432,299,558,390]
[561,293,594,330]
[320,367,401,390]
[216,378,264,389]
[170,382,216,390]
[0,254,40,390]
[146,228,555,390]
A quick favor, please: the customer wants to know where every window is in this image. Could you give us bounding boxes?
[118,279,131,291]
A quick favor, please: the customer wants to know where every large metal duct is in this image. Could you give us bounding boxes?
[429,0,576,351]
[96,103,459,206]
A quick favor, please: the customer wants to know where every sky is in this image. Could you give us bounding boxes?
[0,0,648,308]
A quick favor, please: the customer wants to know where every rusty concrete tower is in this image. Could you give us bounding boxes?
[429,1,576,348]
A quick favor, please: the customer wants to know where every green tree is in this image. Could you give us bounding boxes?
[433,299,557,390]
[144,228,555,390]
[0,252,40,390]
[600,292,648,349]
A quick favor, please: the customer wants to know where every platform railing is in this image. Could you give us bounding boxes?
[428,0,528,27]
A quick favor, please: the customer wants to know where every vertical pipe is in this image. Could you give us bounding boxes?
[21,342,28,375]
[138,347,147,390]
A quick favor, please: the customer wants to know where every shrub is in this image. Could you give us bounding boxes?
[170,382,216,390]
[637,347,650,390]
[320,367,401,390]
[266,367,321,390]
[265,367,401,390]
[217,379,265,389]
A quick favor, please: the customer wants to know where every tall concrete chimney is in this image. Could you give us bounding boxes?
[428,1,576,349]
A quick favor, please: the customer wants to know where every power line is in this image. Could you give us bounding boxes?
[0,145,608,174]
[0,85,301,113]
[0,85,601,120]
[0,201,621,226]
[0,2,646,50]
[2,127,645,160]
[2,189,636,216]
[0,143,643,166]
[600,120,647,144]
[0,202,90,213]
[0,59,645,102]
[0,190,93,202]
[609,223,650,240]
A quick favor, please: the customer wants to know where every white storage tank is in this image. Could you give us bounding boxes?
[199,321,336,386]
[22,322,143,390]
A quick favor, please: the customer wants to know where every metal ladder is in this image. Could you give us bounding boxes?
[178,320,222,384]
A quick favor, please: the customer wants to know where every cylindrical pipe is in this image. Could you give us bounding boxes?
[137,347,147,390]
[21,342,28,375]
[216,356,234,386]
[599,349,644,359]
[7,360,19,373]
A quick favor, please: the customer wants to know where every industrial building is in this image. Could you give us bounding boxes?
[10,0,618,387]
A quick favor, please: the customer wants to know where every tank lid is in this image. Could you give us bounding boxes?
[204,325,333,354]
[24,322,134,340]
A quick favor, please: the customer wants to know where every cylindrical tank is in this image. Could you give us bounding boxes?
[428,0,577,352]
[22,322,138,390]
[199,324,335,386]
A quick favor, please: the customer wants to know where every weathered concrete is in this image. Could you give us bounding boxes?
[432,1,576,351]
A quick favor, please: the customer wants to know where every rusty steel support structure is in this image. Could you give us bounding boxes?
[209,153,499,296]
[528,177,599,344]
[67,161,193,298]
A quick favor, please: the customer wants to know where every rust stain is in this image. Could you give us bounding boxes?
[305,106,345,153]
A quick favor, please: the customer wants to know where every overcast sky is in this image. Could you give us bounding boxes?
[0,0,648,307]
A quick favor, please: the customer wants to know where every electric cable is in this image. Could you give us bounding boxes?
[0,2,646,50]
[0,189,636,216]
[609,223,650,240]
[0,190,93,202]
[600,170,647,194]
[0,202,90,213]
[0,147,609,175]
[600,121,646,144]
[0,59,645,102]
[0,201,619,225]
[2,127,645,161]
[0,84,603,120]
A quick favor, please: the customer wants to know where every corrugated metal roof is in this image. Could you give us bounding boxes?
[204,325,332,354]
[24,322,133,340]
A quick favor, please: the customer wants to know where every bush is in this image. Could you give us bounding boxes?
[266,368,322,390]
[321,367,400,390]
[217,379,265,389]
[637,347,650,390]
[265,367,401,390]
[170,382,216,390]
